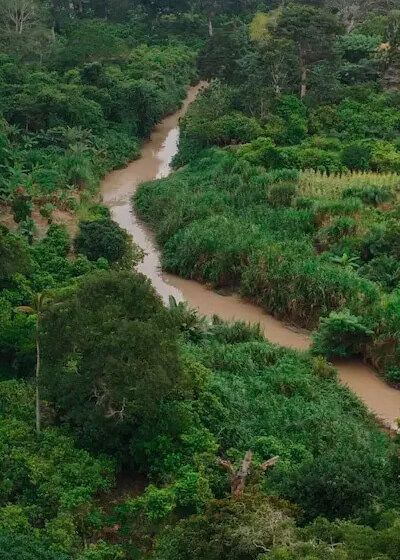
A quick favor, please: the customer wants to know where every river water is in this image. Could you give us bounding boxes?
[101,84,400,432]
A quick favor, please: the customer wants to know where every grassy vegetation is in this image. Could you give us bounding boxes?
[3,0,400,558]
[299,170,400,199]
[136,148,400,375]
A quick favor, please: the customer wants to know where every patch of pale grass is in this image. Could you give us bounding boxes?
[299,170,400,199]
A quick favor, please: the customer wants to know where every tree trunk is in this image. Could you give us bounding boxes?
[231,450,253,497]
[300,64,307,98]
[345,17,355,33]
[35,326,41,435]
[208,13,213,37]
[218,451,279,497]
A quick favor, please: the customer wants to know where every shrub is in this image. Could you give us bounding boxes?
[314,198,363,225]
[315,216,357,248]
[359,255,400,291]
[265,168,300,183]
[267,182,297,207]
[384,367,400,384]
[11,189,32,224]
[342,185,394,206]
[153,494,296,560]
[341,141,373,170]
[0,228,31,280]
[39,203,56,222]
[163,215,262,286]
[0,531,69,560]
[295,147,344,174]
[211,113,263,145]
[74,218,141,267]
[362,222,400,260]
[239,137,285,169]
[241,249,378,328]
[312,310,374,358]
[371,141,400,173]
[43,225,71,257]
[306,136,342,151]
[272,94,308,145]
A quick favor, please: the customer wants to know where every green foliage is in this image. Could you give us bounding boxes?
[359,255,400,291]
[0,379,114,555]
[312,310,374,358]
[0,25,199,558]
[41,270,184,461]
[267,182,297,208]
[53,20,129,69]
[77,542,125,560]
[211,113,263,145]
[0,223,108,380]
[315,216,357,249]
[3,3,400,559]
[342,184,394,206]
[0,34,196,202]
[239,137,345,173]
[176,80,234,164]
[198,20,249,83]
[362,221,400,261]
[74,218,142,267]
[341,141,373,170]
[385,367,400,384]
[270,95,308,145]
[0,531,68,560]
[12,189,33,223]
[153,494,296,560]
[338,33,382,63]
[265,512,400,559]
[163,215,262,286]
[0,228,31,280]
[137,150,380,328]
[238,137,285,169]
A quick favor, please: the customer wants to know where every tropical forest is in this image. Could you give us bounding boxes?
[2,0,400,559]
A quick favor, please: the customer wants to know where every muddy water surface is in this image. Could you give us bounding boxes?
[101,84,204,301]
[101,85,400,432]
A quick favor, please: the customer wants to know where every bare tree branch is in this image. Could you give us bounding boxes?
[218,450,279,497]
[260,456,280,472]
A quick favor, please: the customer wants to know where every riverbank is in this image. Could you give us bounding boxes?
[101,85,400,433]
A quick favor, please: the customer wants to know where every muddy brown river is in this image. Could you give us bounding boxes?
[101,84,400,432]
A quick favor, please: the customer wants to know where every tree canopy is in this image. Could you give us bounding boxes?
[2,0,400,558]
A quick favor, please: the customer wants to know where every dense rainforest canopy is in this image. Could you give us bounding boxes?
[1,1,400,559]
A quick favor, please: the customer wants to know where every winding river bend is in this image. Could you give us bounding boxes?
[101,84,400,432]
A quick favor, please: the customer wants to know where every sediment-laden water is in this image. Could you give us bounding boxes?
[101,84,400,432]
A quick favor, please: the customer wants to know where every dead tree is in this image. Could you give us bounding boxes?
[218,450,279,497]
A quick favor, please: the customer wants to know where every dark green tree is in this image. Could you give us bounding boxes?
[42,270,183,459]
[198,19,249,83]
[276,4,342,97]
[0,532,68,560]
[0,0,52,62]
[0,227,31,281]
[153,493,296,560]
[74,217,142,268]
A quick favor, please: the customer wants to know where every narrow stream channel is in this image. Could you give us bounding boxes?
[101,84,400,432]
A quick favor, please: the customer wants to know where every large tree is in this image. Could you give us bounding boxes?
[276,4,342,97]
[0,0,52,61]
[41,270,183,460]
[330,0,398,32]
[198,19,250,82]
